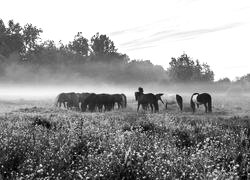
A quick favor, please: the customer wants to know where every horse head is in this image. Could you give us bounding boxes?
[155,93,164,104]
[138,87,144,93]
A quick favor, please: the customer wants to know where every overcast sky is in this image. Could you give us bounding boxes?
[1,0,250,80]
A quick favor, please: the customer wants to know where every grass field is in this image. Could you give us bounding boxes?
[0,94,250,179]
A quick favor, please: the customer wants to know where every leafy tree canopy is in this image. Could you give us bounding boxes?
[168,53,214,82]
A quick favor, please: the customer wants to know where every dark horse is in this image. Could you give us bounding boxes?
[135,91,162,113]
[55,92,79,109]
[190,93,212,113]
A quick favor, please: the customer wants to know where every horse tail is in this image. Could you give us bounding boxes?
[123,94,127,108]
[190,93,199,113]
[176,94,183,111]
[208,95,212,112]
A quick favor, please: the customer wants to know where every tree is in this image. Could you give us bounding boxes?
[40,40,57,50]
[0,19,6,34]
[191,60,202,81]
[201,63,214,81]
[68,32,89,56]
[23,23,43,53]
[168,53,194,81]
[217,77,231,83]
[90,32,117,56]
[168,53,214,82]
[0,19,24,57]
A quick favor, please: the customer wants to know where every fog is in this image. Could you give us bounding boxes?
[0,81,247,102]
[0,54,249,101]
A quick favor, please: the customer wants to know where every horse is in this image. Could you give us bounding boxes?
[55,92,79,110]
[82,93,96,112]
[155,93,165,105]
[135,92,164,111]
[162,94,183,111]
[111,94,124,109]
[82,93,115,112]
[55,92,79,109]
[55,93,67,108]
[78,93,91,111]
[190,93,212,113]
[64,92,79,110]
[135,91,161,113]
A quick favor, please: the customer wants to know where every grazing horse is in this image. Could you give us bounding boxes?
[190,93,212,113]
[160,94,183,111]
[55,93,67,108]
[55,92,79,109]
[164,94,183,111]
[111,94,124,109]
[135,91,160,113]
[82,93,115,112]
[78,93,91,111]
[82,93,97,112]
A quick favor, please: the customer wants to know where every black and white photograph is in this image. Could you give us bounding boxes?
[0,0,250,179]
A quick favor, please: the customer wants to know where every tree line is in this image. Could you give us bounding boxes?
[0,18,229,84]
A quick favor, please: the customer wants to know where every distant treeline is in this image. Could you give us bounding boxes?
[0,19,248,85]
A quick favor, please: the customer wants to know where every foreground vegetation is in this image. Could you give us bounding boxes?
[0,97,250,179]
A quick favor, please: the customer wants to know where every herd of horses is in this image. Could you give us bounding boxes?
[55,87,212,113]
[55,92,127,112]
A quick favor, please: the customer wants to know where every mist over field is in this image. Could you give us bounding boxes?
[0,80,248,102]
[0,56,249,102]
[0,54,249,101]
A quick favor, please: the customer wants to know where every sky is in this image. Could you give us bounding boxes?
[1,0,250,81]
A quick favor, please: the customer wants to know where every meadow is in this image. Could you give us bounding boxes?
[0,94,250,180]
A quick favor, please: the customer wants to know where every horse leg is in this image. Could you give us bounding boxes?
[192,104,195,113]
[150,104,154,113]
[137,103,140,112]
[204,104,208,113]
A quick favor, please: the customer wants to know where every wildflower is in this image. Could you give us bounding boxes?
[37,169,43,173]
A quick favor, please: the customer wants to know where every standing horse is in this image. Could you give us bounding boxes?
[135,91,161,113]
[160,94,183,111]
[190,93,212,113]
[111,94,124,109]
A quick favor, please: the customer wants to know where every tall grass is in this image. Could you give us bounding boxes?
[0,102,250,179]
